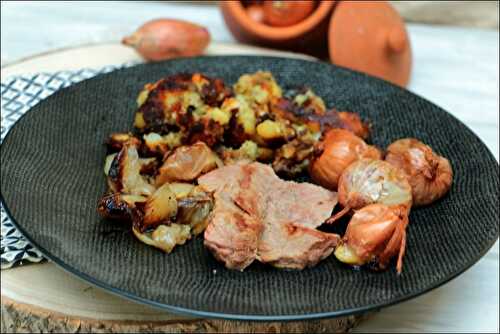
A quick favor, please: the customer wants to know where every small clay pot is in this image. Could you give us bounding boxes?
[220,1,336,58]
[328,1,412,87]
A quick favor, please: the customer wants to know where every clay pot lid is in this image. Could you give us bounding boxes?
[328,1,412,87]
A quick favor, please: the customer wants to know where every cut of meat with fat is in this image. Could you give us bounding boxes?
[199,162,340,270]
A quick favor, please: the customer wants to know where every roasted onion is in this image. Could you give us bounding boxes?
[132,224,191,253]
[107,142,156,196]
[142,183,178,229]
[328,159,412,223]
[385,138,453,206]
[155,141,221,186]
[310,129,381,190]
[334,204,408,273]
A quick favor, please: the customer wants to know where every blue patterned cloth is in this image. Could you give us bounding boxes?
[0,63,139,269]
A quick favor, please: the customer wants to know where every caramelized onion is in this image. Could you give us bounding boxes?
[310,129,381,190]
[385,138,453,206]
[334,204,408,273]
[155,141,219,186]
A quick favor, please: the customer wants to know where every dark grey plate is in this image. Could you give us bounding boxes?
[1,56,498,321]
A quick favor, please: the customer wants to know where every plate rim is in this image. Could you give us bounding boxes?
[1,55,498,321]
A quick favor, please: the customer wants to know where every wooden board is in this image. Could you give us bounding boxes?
[0,42,363,333]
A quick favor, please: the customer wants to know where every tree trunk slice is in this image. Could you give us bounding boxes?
[0,42,365,333]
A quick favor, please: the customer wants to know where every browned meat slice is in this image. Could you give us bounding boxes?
[234,163,339,269]
[199,162,339,270]
[203,186,263,270]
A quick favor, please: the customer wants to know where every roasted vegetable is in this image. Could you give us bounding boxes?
[106,133,141,152]
[156,141,221,186]
[327,159,412,223]
[309,129,381,190]
[337,111,371,140]
[132,224,191,253]
[142,183,178,229]
[176,191,213,235]
[385,138,453,206]
[107,142,156,196]
[133,73,232,141]
[334,204,408,273]
[97,193,146,222]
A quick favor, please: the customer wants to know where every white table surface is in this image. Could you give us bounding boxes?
[1,1,499,332]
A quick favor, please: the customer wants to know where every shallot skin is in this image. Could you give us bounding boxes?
[334,203,408,273]
[385,138,453,206]
[310,129,381,191]
[338,158,413,213]
[263,1,316,27]
[122,19,211,62]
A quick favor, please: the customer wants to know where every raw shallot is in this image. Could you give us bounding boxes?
[122,19,210,62]
[263,0,315,27]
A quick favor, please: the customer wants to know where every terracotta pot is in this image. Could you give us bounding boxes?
[328,1,412,87]
[220,1,336,58]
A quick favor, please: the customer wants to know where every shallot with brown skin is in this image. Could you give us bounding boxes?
[385,138,453,206]
[327,158,412,223]
[263,1,316,27]
[334,203,409,273]
[122,19,211,62]
[310,129,381,191]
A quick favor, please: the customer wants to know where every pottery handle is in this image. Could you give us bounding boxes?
[388,26,407,53]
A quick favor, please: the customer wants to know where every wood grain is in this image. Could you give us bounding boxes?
[1,296,364,334]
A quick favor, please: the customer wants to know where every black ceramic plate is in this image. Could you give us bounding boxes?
[1,56,498,321]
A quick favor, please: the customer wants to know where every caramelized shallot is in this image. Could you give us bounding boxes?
[385,138,453,206]
[107,142,156,196]
[310,129,381,190]
[155,142,220,186]
[334,203,408,273]
[327,159,412,223]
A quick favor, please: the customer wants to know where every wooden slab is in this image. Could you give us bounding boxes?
[0,42,363,333]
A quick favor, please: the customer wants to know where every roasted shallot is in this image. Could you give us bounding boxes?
[328,159,412,223]
[310,129,381,190]
[155,142,221,186]
[385,138,453,206]
[334,203,408,273]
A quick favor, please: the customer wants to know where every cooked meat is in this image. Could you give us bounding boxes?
[198,161,247,193]
[199,162,339,270]
[199,162,261,270]
[203,186,263,270]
